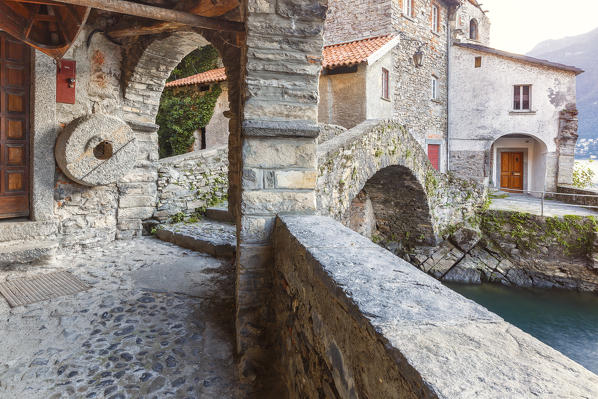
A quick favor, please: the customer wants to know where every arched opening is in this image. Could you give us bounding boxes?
[122,30,240,224]
[345,165,435,255]
[469,19,479,40]
[157,45,229,158]
[490,134,549,194]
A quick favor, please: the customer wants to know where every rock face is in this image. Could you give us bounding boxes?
[409,210,598,292]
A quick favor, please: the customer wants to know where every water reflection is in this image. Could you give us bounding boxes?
[446,283,598,374]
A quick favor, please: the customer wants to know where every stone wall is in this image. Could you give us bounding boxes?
[272,214,598,398]
[323,0,392,45]
[154,147,228,222]
[317,120,485,245]
[410,210,598,292]
[317,123,346,144]
[391,0,450,156]
[556,185,598,207]
[453,0,490,45]
[318,66,367,128]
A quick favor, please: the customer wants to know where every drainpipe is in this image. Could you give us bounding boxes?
[446,7,454,172]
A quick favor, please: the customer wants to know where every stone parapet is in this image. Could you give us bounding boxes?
[272,214,598,398]
[154,147,229,222]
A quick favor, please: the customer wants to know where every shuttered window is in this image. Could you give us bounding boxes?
[432,5,440,32]
[382,68,389,100]
[514,85,531,110]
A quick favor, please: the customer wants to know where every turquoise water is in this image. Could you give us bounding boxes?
[446,283,598,374]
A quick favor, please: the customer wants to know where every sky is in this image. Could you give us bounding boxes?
[483,0,598,54]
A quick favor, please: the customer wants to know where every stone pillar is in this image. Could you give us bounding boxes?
[556,103,579,187]
[235,0,327,380]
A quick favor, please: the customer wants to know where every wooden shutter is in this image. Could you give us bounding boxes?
[0,32,30,219]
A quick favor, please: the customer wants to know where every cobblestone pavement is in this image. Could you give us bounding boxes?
[0,237,241,398]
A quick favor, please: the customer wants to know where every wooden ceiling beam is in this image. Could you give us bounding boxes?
[50,0,244,33]
[106,0,241,39]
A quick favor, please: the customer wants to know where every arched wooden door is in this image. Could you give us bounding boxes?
[0,32,30,219]
[500,152,524,192]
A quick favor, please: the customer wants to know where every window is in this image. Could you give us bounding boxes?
[470,19,479,40]
[381,68,390,100]
[431,76,438,100]
[513,85,531,111]
[403,0,413,17]
[475,56,482,68]
[428,144,440,170]
[432,5,440,32]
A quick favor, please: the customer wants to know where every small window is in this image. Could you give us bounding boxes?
[431,76,438,100]
[403,0,413,17]
[514,85,531,110]
[381,68,390,100]
[432,5,440,32]
[475,56,482,68]
[428,144,440,171]
[470,19,479,40]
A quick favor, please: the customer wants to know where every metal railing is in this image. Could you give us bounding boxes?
[489,187,598,216]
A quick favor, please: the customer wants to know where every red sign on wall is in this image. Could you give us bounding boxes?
[56,60,76,104]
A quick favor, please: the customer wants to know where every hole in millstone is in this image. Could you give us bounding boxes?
[93,141,113,160]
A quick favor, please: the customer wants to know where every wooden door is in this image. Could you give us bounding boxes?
[0,32,30,219]
[427,144,440,171]
[500,152,524,192]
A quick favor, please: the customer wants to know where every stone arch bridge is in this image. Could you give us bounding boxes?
[317,120,486,247]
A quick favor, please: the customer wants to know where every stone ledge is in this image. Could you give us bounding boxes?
[273,214,598,398]
[0,240,58,267]
[243,119,320,138]
[155,221,235,258]
[0,220,58,243]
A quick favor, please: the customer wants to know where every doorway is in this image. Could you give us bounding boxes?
[0,33,30,219]
[500,152,524,192]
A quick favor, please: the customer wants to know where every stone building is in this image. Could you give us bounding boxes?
[323,0,583,185]
[164,67,230,151]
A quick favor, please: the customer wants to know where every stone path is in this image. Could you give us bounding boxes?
[0,237,243,398]
[490,191,598,217]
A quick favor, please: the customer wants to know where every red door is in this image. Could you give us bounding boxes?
[427,144,440,171]
[0,32,30,218]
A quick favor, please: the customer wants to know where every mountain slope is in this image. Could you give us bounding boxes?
[528,27,598,146]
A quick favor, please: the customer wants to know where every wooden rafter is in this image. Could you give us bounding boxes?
[51,0,244,33]
[0,0,90,58]
[107,0,241,39]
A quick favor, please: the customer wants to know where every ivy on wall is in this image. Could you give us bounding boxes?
[157,45,222,158]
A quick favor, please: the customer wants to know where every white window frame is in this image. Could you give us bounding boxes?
[403,0,413,17]
[513,84,532,111]
[431,76,438,100]
[381,68,390,100]
[432,5,439,32]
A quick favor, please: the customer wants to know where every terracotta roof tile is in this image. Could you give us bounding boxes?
[165,67,227,88]
[322,35,396,69]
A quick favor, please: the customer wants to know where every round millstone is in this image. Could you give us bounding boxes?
[55,114,138,186]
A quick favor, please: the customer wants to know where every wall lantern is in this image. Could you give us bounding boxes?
[413,48,425,67]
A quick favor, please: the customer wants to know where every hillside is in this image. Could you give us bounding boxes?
[528,27,598,157]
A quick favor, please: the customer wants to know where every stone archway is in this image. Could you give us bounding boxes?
[318,120,486,247]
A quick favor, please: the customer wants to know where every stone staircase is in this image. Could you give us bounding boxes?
[155,203,235,258]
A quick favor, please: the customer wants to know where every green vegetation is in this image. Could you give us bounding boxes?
[157,45,222,158]
[572,162,596,189]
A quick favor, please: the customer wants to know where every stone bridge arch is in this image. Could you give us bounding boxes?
[317,120,485,247]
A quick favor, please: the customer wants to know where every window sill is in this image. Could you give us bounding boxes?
[380,97,391,103]
[402,13,416,22]
[509,110,536,115]
[431,99,443,104]
[431,30,441,37]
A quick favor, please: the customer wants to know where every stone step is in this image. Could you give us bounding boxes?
[155,220,235,258]
[205,203,233,224]
[0,240,58,268]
